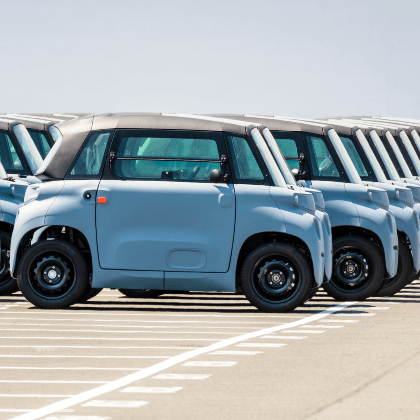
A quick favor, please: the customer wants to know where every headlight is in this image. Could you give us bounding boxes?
[294,193,316,213]
[311,190,325,211]
[396,188,414,207]
[368,189,389,209]
[23,186,40,204]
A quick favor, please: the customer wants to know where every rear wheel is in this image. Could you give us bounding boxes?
[118,289,163,298]
[0,232,18,296]
[17,240,88,309]
[324,236,384,301]
[375,236,413,297]
[241,243,312,312]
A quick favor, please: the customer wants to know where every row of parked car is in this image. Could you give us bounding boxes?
[0,112,418,312]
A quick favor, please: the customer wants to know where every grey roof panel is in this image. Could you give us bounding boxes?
[204,114,326,135]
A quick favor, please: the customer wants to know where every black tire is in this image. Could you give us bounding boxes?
[78,286,102,303]
[17,240,88,309]
[375,236,413,297]
[406,270,419,285]
[0,232,18,296]
[118,289,163,298]
[241,243,312,312]
[304,287,318,303]
[324,236,384,301]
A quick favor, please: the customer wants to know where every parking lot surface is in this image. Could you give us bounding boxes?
[0,283,419,420]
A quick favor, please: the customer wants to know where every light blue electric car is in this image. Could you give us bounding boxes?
[309,119,420,296]
[10,113,330,312]
[207,115,398,301]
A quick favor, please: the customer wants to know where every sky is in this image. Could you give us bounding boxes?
[0,0,419,117]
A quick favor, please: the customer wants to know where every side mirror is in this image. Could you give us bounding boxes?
[210,169,223,183]
[291,168,308,181]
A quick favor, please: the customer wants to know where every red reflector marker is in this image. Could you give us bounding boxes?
[97,197,107,204]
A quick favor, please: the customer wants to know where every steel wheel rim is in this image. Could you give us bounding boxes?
[332,247,370,292]
[251,253,301,303]
[27,251,77,300]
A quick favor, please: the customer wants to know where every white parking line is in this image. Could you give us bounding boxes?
[0,337,218,341]
[0,381,109,384]
[0,367,139,371]
[209,351,262,355]
[0,346,198,350]
[0,355,169,359]
[0,328,243,334]
[0,395,74,398]
[235,343,287,348]
[120,387,183,394]
[0,317,283,325]
[320,320,360,323]
[262,335,306,339]
[9,301,356,420]
[43,417,109,420]
[182,361,237,367]
[153,374,211,380]
[281,329,325,333]
[82,400,148,408]
[0,311,304,318]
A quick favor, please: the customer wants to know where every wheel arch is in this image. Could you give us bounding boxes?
[14,225,93,277]
[235,231,314,291]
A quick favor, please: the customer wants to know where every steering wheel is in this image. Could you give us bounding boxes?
[188,166,201,180]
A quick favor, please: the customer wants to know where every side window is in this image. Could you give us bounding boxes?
[226,135,269,185]
[112,130,224,182]
[339,136,374,181]
[0,131,24,173]
[271,132,305,172]
[67,131,113,179]
[305,134,344,180]
[27,130,51,159]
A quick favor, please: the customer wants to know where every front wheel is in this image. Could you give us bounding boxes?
[118,289,163,298]
[78,286,103,303]
[324,236,384,301]
[375,236,412,297]
[0,232,18,296]
[17,240,88,309]
[241,243,312,312]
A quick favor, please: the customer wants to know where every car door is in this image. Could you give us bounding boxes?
[96,129,236,273]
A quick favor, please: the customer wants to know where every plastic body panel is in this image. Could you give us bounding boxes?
[11,182,325,290]
[301,180,398,277]
[95,180,235,272]
[365,181,420,272]
[315,209,332,280]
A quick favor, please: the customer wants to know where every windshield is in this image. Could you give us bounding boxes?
[327,129,362,184]
[385,131,414,179]
[27,129,51,159]
[367,130,401,181]
[339,135,375,181]
[35,126,63,175]
[250,128,286,187]
[261,128,296,186]
[12,124,43,174]
[399,131,420,176]
[353,130,388,183]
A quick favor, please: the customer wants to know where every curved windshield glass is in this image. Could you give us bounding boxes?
[261,128,296,186]
[327,129,362,184]
[12,124,43,174]
[353,130,387,183]
[250,128,286,187]
[369,130,401,181]
[385,132,413,179]
[27,129,51,159]
[339,136,372,180]
[35,126,63,175]
[400,131,420,175]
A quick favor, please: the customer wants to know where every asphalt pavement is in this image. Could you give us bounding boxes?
[0,282,419,420]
